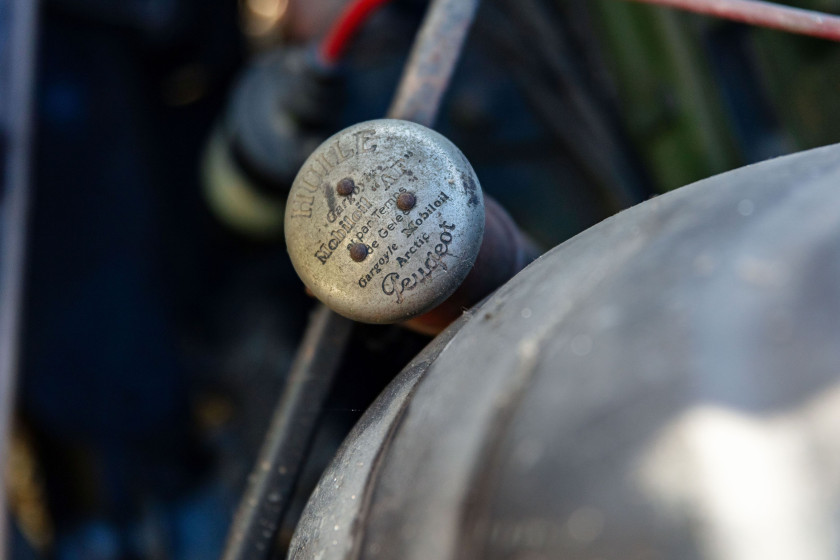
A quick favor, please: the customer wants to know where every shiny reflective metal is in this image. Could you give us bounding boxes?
[285,119,485,324]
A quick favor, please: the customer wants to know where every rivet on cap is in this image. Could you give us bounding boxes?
[396,192,417,211]
[285,119,485,324]
[336,177,355,196]
[349,243,369,262]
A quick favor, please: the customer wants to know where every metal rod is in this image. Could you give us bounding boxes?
[621,0,840,42]
[385,0,541,336]
[387,0,481,126]
[223,2,481,556]
[0,0,39,554]
[220,304,353,560]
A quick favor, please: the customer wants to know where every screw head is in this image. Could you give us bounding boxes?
[337,177,355,196]
[349,243,369,262]
[285,119,485,324]
[396,192,417,211]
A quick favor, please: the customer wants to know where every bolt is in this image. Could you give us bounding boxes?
[397,192,416,211]
[337,177,355,196]
[349,243,369,262]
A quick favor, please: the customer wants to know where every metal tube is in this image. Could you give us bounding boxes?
[387,0,481,127]
[386,0,539,335]
[621,0,840,42]
[404,197,538,335]
[224,2,482,557]
[220,305,353,560]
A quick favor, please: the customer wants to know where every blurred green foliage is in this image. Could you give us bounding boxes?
[589,0,840,192]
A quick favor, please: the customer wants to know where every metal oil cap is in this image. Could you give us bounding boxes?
[285,119,485,324]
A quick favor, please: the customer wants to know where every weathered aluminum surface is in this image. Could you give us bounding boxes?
[286,312,470,560]
[288,141,840,560]
[285,119,485,324]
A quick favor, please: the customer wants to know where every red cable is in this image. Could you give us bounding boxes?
[320,0,393,65]
[321,0,840,66]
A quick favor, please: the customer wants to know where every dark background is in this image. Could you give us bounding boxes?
[7,0,840,558]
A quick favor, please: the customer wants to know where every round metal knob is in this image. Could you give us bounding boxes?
[285,119,485,324]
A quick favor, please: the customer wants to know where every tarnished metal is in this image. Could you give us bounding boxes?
[336,177,355,196]
[404,197,537,335]
[349,242,369,262]
[623,0,840,43]
[289,142,840,560]
[285,119,485,324]
[386,0,481,127]
[225,2,483,559]
[396,191,417,211]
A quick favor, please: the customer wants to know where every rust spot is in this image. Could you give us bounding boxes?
[336,177,355,196]
[349,243,369,262]
[397,192,417,211]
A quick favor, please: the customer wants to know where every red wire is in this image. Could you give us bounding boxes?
[319,0,393,65]
[321,0,840,65]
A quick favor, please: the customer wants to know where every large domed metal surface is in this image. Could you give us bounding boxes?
[288,143,840,560]
[284,119,485,324]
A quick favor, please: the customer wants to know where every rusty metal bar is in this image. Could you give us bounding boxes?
[387,0,481,127]
[404,197,539,335]
[386,0,538,335]
[223,2,483,557]
[621,0,840,42]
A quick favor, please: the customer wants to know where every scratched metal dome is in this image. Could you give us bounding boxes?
[288,143,840,560]
[285,119,485,324]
